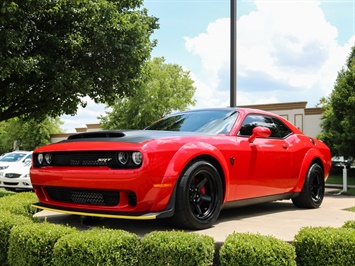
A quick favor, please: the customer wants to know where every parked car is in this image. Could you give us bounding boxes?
[0,158,32,191]
[0,151,33,170]
[30,108,331,229]
[331,156,353,169]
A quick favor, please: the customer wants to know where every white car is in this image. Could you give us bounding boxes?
[0,151,33,170]
[0,151,33,191]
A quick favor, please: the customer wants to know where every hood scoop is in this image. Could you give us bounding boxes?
[68,131,126,140]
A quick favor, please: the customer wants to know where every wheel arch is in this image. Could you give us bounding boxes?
[295,149,326,192]
[188,154,227,200]
[162,142,229,202]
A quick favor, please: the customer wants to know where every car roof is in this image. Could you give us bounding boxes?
[169,107,302,134]
[8,150,32,153]
[170,107,285,118]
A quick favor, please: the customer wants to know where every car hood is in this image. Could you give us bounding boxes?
[62,130,216,144]
[2,164,30,175]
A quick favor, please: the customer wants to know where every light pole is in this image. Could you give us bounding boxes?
[230,0,237,107]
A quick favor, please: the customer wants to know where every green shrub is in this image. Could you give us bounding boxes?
[219,233,296,266]
[8,222,76,266]
[140,230,215,266]
[0,211,34,266]
[52,228,140,266]
[0,192,38,217]
[294,226,355,266]
[342,220,355,229]
[0,190,15,198]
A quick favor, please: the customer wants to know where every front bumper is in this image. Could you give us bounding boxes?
[1,176,33,190]
[32,185,176,220]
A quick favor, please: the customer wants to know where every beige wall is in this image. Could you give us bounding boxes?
[50,101,324,143]
[241,101,323,138]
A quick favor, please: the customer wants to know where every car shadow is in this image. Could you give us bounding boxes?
[34,200,299,237]
[216,200,297,224]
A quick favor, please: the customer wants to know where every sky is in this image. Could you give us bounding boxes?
[60,0,355,132]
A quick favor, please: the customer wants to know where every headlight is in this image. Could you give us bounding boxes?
[0,165,9,170]
[37,154,44,165]
[132,152,143,165]
[118,152,129,165]
[44,153,53,164]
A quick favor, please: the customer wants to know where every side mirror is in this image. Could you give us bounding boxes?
[24,158,32,166]
[248,126,271,143]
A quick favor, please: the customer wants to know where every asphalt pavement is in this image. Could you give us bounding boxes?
[33,188,355,243]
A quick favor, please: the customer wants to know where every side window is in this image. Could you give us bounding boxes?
[238,115,275,136]
[238,115,256,136]
[238,114,292,139]
[271,117,293,138]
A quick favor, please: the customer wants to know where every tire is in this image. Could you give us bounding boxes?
[292,163,324,208]
[172,160,223,230]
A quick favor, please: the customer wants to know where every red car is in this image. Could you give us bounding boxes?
[30,108,331,229]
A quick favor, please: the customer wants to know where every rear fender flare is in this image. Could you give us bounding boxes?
[295,148,325,192]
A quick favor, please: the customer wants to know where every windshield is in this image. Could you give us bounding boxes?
[145,110,239,134]
[0,153,27,162]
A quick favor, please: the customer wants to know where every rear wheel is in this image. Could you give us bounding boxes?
[292,163,324,208]
[172,160,223,229]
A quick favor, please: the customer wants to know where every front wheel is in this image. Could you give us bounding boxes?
[172,160,223,230]
[292,163,324,208]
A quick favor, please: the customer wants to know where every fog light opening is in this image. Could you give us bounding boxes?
[128,192,137,207]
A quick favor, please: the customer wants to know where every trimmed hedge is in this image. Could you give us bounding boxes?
[0,211,35,266]
[342,220,355,229]
[219,232,296,266]
[52,228,140,266]
[1,192,354,265]
[140,230,215,266]
[0,192,38,217]
[8,222,76,266]
[294,226,355,266]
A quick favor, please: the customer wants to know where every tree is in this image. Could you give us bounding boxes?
[100,57,196,129]
[0,117,62,153]
[318,46,355,158]
[0,0,158,122]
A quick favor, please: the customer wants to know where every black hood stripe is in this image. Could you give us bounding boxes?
[63,130,215,144]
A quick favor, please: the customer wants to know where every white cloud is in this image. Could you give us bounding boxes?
[60,0,354,132]
[184,0,353,107]
[60,97,106,132]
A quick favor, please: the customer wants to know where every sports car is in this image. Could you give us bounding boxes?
[30,108,331,229]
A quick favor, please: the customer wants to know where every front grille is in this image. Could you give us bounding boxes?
[46,187,119,206]
[5,173,21,178]
[33,151,141,168]
[51,152,117,167]
[4,182,19,185]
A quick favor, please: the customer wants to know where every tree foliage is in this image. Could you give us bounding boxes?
[318,46,355,158]
[0,0,158,122]
[0,117,62,153]
[100,57,196,130]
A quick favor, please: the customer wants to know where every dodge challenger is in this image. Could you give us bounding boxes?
[30,108,331,229]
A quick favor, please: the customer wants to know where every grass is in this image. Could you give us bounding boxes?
[0,189,15,198]
[326,167,355,185]
[326,167,355,197]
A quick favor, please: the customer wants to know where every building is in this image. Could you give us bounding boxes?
[241,101,323,138]
[50,101,324,143]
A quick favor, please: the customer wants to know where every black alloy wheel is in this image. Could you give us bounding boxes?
[172,160,223,230]
[292,163,324,208]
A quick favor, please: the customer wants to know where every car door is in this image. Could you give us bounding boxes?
[233,114,294,199]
